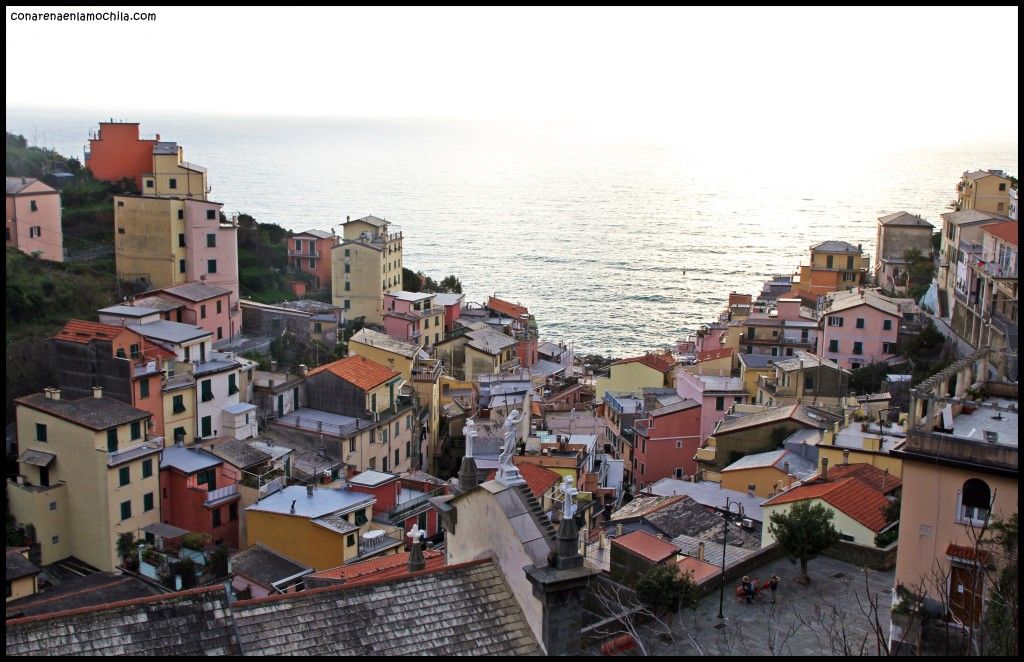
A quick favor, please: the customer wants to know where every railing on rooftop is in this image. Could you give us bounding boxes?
[757,376,779,394]
[633,418,653,436]
[204,483,239,506]
[108,438,164,466]
[412,360,443,382]
[356,529,404,558]
[386,486,446,523]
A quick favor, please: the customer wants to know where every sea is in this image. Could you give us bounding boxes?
[6,108,1017,356]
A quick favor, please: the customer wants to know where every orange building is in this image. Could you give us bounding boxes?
[85,122,158,190]
[289,229,339,291]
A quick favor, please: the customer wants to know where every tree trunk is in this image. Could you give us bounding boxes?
[800,558,810,583]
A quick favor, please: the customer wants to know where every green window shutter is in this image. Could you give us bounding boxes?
[142,459,153,478]
[120,500,132,521]
[143,492,154,512]
[107,429,118,453]
[119,467,130,486]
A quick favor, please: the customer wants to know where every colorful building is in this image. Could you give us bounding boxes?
[956,169,1013,215]
[737,353,775,399]
[288,229,338,291]
[874,212,934,294]
[936,209,1011,322]
[734,298,818,358]
[85,121,157,189]
[245,485,403,570]
[675,370,748,442]
[6,177,62,262]
[331,215,403,324]
[795,240,870,296]
[433,292,465,332]
[816,417,904,477]
[755,351,851,407]
[816,288,901,370]
[159,442,241,548]
[719,448,815,498]
[486,296,538,368]
[680,347,735,377]
[595,353,676,399]
[145,281,236,345]
[383,291,446,348]
[434,324,519,381]
[8,389,162,571]
[631,389,702,488]
[5,548,41,602]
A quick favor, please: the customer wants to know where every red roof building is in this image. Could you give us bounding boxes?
[614,353,676,373]
[486,462,562,501]
[305,549,445,587]
[306,355,400,390]
[612,530,678,563]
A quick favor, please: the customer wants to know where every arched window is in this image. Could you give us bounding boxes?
[959,478,991,524]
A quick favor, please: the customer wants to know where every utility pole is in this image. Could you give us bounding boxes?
[718,497,730,619]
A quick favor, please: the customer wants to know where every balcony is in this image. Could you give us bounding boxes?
[499,357,521,372]
[355,525,405,559]
[108,437,164,467]
[757,376,778,394]
[412,360,442,382]
[203,483,239,507]
[288,248,321,258]
[633,418,653,437]
[386,486,446,523]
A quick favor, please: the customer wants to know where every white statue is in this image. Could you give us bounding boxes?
[463,418,477,458]
[559,475,578,519]
[495,409,526,487]
[407,523,426,544]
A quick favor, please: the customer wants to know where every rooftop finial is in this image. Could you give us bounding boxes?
[407,523,426,572]
[559,475,578,521]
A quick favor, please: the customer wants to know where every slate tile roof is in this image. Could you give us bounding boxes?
[714,404,838,436]
[16,393,150,431]
[641,496,724,539]
[5,573,160,620]
[306,355,401,391]
[612,530,677,563]
[349,328,421,359]
[157,281,232,302]
[231,559,539,655]
[5,549,40,581]
[610,495,685,521]
[811,240,862,254]
[205,438,273,469]
[877,211,933,227]
[5,586,240,656]
[231,544,313,591]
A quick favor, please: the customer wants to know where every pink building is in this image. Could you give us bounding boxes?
[6,177,63,262]
[383,291,445,348]
[816,288,901,370]
[148,281,235,344]
[631,390,702,488]
[696,323,728,353]
[675,370,749,442]
[184,199,239,300]
[289,229,338,290]
[159,443,241,548]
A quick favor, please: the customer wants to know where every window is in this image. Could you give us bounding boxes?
[119,466,130,486]
[118,200,125,207]
[828,339,839,353]
[229,503,238,521]
[999,182,1007,191]
[173,394,186,414]
[197,468,216,490]
[344,262,351,273]
[349,438,356,453]
[355,509,368,526]
[138,380,151,403]
[174,426,186,444]
[207,259,217,274]
[201,416,212,437]
[179,259,186,274]
[144,492,154,512]
[271,318,281,330]
[882,342,897,354]
[368,457,376,470]
[344,282,351,291]
[406,440,411,458]
[715,396,725,411]
[424,317,429,329]
[199,304,207,319]
[177,209,184,220]
[675,440,682,448]
[39,466,49,487]
[855,318,865,329]
[49,501,57,511]
[883,319,892,331]
[107,429,118,452]
[346,533,355,547]
[217,327,223,340]
[169,178,177,189]
[120,500,132,521]
[228,374,239,395]
[201,379,214,402]
[178,233,186,247]
[142,459,153,478]
[207,233,216,247]
[959,479,991,524]
[30,200,38,212]
[308,258,316,269]
[130,421,141,440]
[51,535,59,545]
[640,463,645,476]
[36,423,47,442]
[395,449,400,466]
[846,256,854,269]
[216,300,222,314]
[146,179,154,189]
[828,316,844,327]
[853,341,863,355]
[29,226,41,238]
[212,508,222,527]
[344,300,350,309]
[313,322,322,333]
[770,347,778,357]
[805,376,814,390]
[395,421,400,436]
[851,362,861,370]
[826,255,834,268]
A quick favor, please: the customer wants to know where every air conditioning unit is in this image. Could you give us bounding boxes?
[742,518,754,530]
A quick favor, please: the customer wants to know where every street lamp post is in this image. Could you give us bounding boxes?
[717,498,745,619]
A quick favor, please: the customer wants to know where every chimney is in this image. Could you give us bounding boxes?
[747,483,756,498]
[268,379,275,388]
[93,386,103,399]
[820,457,829,481]
[51,389,61,401]
[270,360,278,372]
[289,500,297,514]
[155,133,160,141]
[697,541,705,562]
[299,364,309,377]
[408,527,426,573]
[783,460,790,476]
[842,450,850,465]
[43,387,53,399]
[615,523,623,538]
[306,484,314,497]
[346,215,350,222]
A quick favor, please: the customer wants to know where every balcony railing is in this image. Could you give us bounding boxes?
[204,483,239,507]
[633,418,653,437]
[412,360,442,382]
[108,437,164,467]
[758,376,778,394]
[386,486,446,523]
[288,248,321,258]
[356,528,404,558]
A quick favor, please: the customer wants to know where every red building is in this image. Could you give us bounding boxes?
[632,393,702,488]
[85,122,158,190]
[289,229,338,291]
[347,470,446,539]
[433,293,464,333]
[159,444,241,548]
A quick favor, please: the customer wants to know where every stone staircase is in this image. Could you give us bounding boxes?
[514,484,558,543]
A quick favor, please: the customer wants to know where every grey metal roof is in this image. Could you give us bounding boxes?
[348,470,396,487]
[17,449,56,467]
[158,281,232,302]
[229,559,539,655]
[142,522,190,539]
[644,479,764,522]
[293,229,333,239]
[387,290,433,302]
[349,328,420,359]
[152,141,178,155]
[193,357,240,376]
[5,549,40,581]
[771,351,844,373]
[160,445,222,474]
[6,176,55,195]
[206,438,273,469]
[720,449,815,479]
[245,485,373,518]
[5,586,239,656]
[715,404,838,435]
[432,292,464,307]
[939,209,1012,226]
[312,514,359,535]
[811,240,862,253]
[129,320,211,344]
[877,211,933,227]
[465,326,517,355]
[651,398,700,417]
[130,296,184,311]
[16,393,149,431]
[224,402,256,415]
[230,544,312,589]
[97,304,163,317]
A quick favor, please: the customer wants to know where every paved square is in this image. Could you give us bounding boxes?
[648,556,896,656]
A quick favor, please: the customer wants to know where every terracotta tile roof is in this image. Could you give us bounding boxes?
[486,296,528,319]
[486,462,562,500]
[612,530,678,563]
[676,556,720,584]
[306,550,444,584]
[306,355,400,390]
[762,476,892,532]
[614,353,677,373]
[696,347,734,363]
[827,463,901,494]
[982,221,1018,246]
[52,319,124,344]
[945,543,993,566]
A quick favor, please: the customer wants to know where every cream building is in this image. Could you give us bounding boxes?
[331,215,403,324]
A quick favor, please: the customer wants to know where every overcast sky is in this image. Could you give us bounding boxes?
[5,6,1019,148]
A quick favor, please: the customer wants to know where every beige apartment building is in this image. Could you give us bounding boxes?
[331,215,403,324]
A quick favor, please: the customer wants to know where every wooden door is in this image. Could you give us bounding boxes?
[949,564,983,627]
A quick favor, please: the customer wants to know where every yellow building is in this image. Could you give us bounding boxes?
[162,364,197,445]
[719,448,817,498]
[737,354,775,399]
[795,241,870,296]
[680,347,734,378]
[595,353,676,400]
[5,548,41,602]
[331,215,403,324]
[245,485,403,570]
[143,141,209,198]
[435,324,518,381]
[956,169,1013,214]
[816,419,904,476]
[8,388,162,571]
